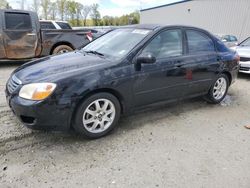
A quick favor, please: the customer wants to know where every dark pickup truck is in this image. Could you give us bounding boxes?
[0,9,91,61]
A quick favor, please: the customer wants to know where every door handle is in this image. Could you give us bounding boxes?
[26,33,36,36]
[176,64,184,68]
[217,56,223,61]
[176,61,184,67]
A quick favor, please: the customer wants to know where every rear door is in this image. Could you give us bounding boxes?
[2,11,39,59]
[182,29,219,96]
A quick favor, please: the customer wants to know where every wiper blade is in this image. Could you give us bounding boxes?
[85,50,104,57]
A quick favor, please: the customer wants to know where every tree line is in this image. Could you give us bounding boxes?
[0,0,140,26]
[0,0,11,9]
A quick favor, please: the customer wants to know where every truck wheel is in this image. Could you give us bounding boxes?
[73,93,121,139]
[52,45,73,54]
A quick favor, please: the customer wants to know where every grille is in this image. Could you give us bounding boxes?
[240,66,250,71]
[240,57,250,62]
[7,75,22,94]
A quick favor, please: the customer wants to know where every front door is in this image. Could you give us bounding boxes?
[2,11,39,59]
[0,12,6,59]
[133,29,187,107]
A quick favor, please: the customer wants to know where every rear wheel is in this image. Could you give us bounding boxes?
[73,93,121,139]
[204,74,229,104]
[52,45,73,54]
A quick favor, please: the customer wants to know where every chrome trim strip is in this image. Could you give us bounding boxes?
[12,74,22,85]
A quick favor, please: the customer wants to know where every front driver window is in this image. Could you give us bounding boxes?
[141,29,183,59]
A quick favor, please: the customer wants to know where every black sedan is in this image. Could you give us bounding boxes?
[6,25,240,138]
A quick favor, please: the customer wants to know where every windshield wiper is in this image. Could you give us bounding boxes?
[85,50,105,57]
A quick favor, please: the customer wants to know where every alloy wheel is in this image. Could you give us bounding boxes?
[213,77,227,100]
[82,99,116,134]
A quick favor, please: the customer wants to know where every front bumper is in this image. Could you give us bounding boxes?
[239,61,250,74]
[6,91,74,131]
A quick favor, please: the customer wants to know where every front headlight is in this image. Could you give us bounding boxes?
[19,83,57,101]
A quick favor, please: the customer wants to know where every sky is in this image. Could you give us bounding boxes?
[7,0,182,17]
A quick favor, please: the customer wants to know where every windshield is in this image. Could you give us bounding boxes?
[240,37,250,46]
[82,28,152,60]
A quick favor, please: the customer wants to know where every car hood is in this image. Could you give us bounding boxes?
[14,51,112,83]
[236,46,250,57]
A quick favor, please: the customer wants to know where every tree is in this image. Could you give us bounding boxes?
[81,5,91,26]
[0,0,12,9]
[102,16,111,26]
[49,2,57,20]
[2,0,139,26]
[75,2,83,26]
[20,0,25,9]
[67,0,77,25]
[57,0,67,20]
[31,0,40,13]
[6,3,11,9]
[41,0,51,20]
[102,11,140,26]
[90,3,101,26]
[129,11,140,24]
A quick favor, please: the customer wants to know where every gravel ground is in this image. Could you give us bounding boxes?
[0,64,250,188]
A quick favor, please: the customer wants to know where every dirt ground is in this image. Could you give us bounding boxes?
[0,63,250,188]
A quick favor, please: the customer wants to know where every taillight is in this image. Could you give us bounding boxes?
[86,32,93,42]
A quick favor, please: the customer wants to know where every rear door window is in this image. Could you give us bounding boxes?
[186,30,215,54]
[5,12,32,30]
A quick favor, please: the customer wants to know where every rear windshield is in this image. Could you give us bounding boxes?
[40,22,56,29]
[56,22,72,29]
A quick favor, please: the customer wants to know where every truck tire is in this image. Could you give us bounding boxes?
[52,45,73,54]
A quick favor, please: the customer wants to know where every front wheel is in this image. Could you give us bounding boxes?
[204,74,229,104]
[73,93,121,139]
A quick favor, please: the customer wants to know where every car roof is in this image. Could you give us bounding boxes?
[216,34,237,37]
[40,20,68,23]
[120,24,212,33]
[121,24,161,30]
[1,9,33,14]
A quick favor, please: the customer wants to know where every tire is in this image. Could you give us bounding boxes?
[204,74,229,104]
[52,45,73,54]
[73,92,121,139]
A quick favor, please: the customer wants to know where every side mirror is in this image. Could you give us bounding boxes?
[137,53,156,64]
